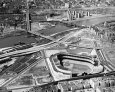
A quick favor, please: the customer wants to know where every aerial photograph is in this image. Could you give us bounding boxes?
[0,0,115,92]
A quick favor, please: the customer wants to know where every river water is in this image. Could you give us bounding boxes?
[0,15,115,48]
[37,24,71,36]
[75,15,115,26]
[0,35,37,48]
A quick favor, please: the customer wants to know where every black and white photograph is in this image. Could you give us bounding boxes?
[0,0,115,92]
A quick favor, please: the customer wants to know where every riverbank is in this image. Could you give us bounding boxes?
[64,14,115,26]
[1,14,115,48]
[65,14,115,23]
[0,30,38,48]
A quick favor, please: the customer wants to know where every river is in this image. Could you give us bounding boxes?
[0,35,37,48]
[73,15,115,26]
[36,24,71,36]
[0,15,115,48]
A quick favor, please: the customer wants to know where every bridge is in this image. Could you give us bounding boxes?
[0,29,73,59]
[0,26,96,59]
[0,41,57,59]
[7,70,115,91]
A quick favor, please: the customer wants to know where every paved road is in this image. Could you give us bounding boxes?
[1,29,115,90]
[0,41,58,59]
[93,41,115,71]
[64,15,115,27]
[7,68,115,91]
[35,7,115,12]
[1,14,115,58]
[96,49,114,71]
[9,70,115,90]
[0,26,76,59]
[2,57,43,87]
[101,49,115,70]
